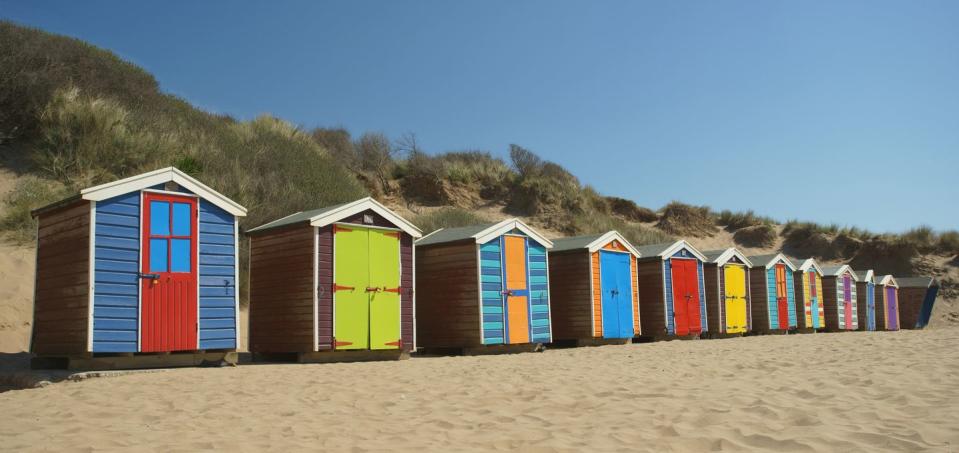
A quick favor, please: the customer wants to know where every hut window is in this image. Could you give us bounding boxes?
[363,214,374,224]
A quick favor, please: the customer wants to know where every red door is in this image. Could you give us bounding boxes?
[671,259,701,335]
[141,193,198,352]
[775,264,789,330]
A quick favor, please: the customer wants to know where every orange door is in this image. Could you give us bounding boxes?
[504,236,529,344]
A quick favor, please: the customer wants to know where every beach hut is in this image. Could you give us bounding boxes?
[635,240,708,339]
[30,168,246,369]
[874,275,900,331]
[246,198,422,361]
[414,219,553,352]
[854,269,877,331]
[793,258,826,331]
[548,232,641,344]
[745,254,798,333]
[821,265,859,331]
[896,277,939,330]
[701,248,753,336]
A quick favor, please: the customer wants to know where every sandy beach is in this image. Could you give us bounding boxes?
[1,328,957,452]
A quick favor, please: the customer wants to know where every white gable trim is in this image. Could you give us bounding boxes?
[655,240,707,262]
[81,167,247,216]
[827,264,859,281]
[857,269,875,283]
[308,197,423,238]
[472,218,552,248]
[876,275,899,288]
[796,258,824,275]
[584,231,641,257]
[709,247,754,268]
[757,253,797,271]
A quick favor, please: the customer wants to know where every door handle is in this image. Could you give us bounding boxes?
[138,272,159,280]
[365,286,382,293]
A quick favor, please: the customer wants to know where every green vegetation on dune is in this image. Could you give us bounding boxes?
[0,20,956,271]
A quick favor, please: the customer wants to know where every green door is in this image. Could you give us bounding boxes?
[333,225,370,350]
[369,229,401,350]
[333,225,402,350]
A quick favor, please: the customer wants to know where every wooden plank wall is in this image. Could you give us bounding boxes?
[546,250,591,341]
[855,282,871,330]
[249,224,315,353]
[414,241,480,348]
[793,272,808,328]
[821,277,839,330]
[748,267,770,331]
[897,287,925,330]
[591,251,602,336]
[32,200,91,355]
[874,285,888,330]
[636,259,666,336]
[703,265,721,333]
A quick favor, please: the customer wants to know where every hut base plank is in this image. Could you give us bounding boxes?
[32,351,238,371]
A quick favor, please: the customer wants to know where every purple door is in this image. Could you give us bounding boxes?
[886,286,899,330]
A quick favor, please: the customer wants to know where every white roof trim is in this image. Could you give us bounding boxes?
[584,231,641,257]
[709,248,753,268]
[308,197,423,238]
[81,167,247,216]
[472,218,553,248]
[857,269,875,283]
[655,240,707,262]
[876,275,899,288]
[827,264,859,281]
[795,258,825,275]
[757,253,797,271]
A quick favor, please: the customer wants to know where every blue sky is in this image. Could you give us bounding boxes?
[4,1,958,232]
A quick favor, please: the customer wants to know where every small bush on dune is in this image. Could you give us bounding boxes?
[900,225,937,253]
[716,209,776,231]
[938,231,959,255]
[606,196,658,223]
[656,201,717,237]
[569,210,673,246]
[733,224,777,248]
[0,177,70,243]
[412,207,486,235]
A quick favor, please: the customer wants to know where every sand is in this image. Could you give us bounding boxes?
[1,329,958,451]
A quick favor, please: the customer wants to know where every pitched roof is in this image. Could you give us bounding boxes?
[746,253,796,271]
[821,264,858,280]
[635,240,707,261]
[34,167,248,217]
[898,276,938,288]
[550,231,640,257]
[875,274,899,287]
[247,197,422,237]
[794,258,824,274]
[415,218,552,248]
[85,167,246,216]
[701,248,753,267]
[854,269,875,283]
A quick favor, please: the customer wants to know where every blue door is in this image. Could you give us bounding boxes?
[600,251,633,339]
[866,283,876,331]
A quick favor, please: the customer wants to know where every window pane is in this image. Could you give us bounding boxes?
[150,201,170,236]
[171,239,191,272]
[172,202,191,236]
[150,239,168,272]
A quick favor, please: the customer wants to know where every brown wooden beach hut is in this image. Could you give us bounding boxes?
[247,198,422,361]
[635,240,708,339]
[821,265,859,331]
[897,277,939,330]
[793,258,826,331]
[874,274,900,331]
[701,248,753,337]
[414,219,553,352]
[548,231,641,344]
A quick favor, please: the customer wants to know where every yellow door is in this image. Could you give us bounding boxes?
[723,265,747,333]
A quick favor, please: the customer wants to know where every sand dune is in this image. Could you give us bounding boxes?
[1,329,957,451]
